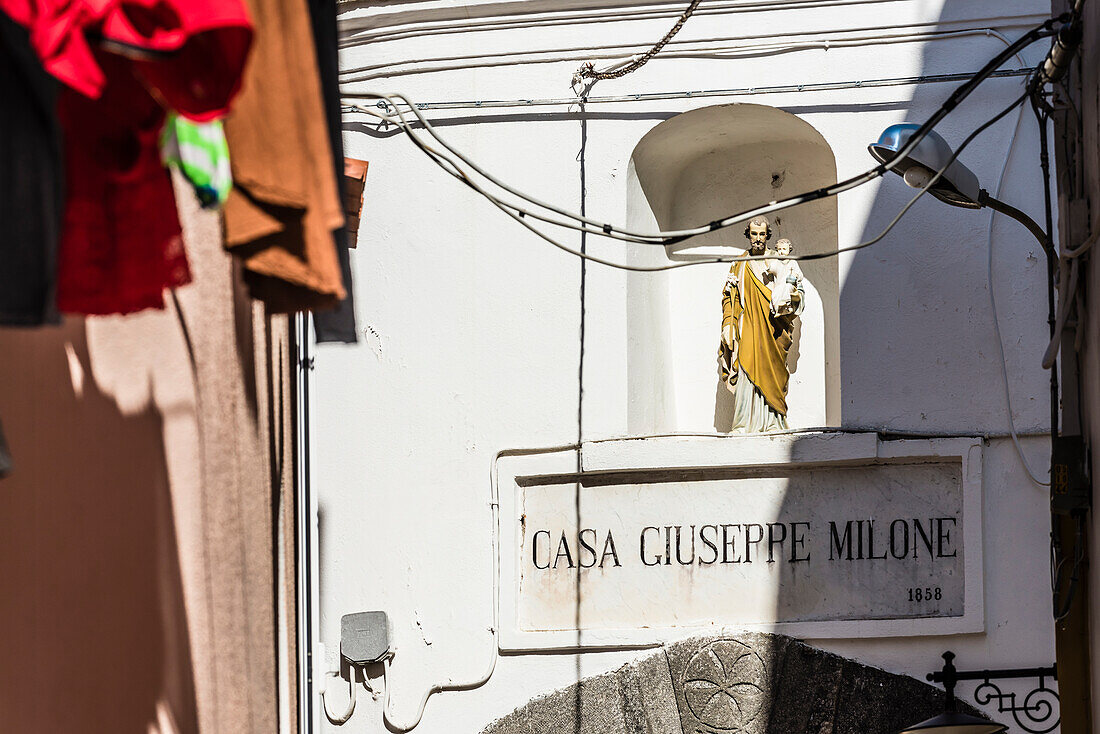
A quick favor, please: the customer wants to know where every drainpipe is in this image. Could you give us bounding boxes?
[293,313,317,733]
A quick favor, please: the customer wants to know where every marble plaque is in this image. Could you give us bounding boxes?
[497,434,983,650]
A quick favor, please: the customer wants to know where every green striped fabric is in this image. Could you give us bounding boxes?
[161,114,233,209]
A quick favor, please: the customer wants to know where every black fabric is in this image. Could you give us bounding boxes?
[0,13,63,327]
[308,0,358,344]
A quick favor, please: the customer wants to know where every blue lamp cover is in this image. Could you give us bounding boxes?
[869,123,982,208]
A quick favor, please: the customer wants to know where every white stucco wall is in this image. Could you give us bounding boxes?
[312,0,1061,731]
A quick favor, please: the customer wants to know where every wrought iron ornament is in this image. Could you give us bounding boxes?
[928,651,1059,734]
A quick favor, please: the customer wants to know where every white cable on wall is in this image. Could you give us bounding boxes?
[348,87,1026,273]
[340,27,1027,84]
[986,102,1051,487]
[1040,227,1096,369]
[322,447,510,730]
[342,23,1030,246]
[343,21,1048,250]
[338,1,1047,60]
[344,67,1031,112]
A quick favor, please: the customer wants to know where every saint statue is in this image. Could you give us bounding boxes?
[718,217,805,433]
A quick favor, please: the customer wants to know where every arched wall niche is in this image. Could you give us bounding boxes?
[624,103,840,433]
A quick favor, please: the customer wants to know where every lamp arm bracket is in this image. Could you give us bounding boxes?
[979,189,1056,258]
[926,652,1059,734]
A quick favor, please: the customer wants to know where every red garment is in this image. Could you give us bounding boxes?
[0,0,251,115]
[56,51,190,316]
[3,0,251,315]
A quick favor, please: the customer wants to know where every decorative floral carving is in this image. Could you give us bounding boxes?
[681,639,767,731]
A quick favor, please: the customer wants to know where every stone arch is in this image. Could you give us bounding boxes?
[480,633,985,734]
[623,104,840,433]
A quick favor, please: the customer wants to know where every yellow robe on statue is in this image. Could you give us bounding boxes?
[719,261,797,430]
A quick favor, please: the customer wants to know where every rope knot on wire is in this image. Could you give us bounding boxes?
[572,0,702,85]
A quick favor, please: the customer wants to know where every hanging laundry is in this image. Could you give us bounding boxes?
[2,0,252,316]
[223,0,346,314]
[162,114,233,209]
[0,0,252,112]
[0,13,62,327]
[55,52,192,315]
[309,0,359,343]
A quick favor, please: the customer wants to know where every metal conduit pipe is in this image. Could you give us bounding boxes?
[342,67,1032,113]
[336,1,1044,48]
[336,0,902,38]
[292,313,316,734]
[339,24,1034,80]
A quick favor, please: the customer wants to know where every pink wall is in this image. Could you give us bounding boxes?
[0,187,291,734]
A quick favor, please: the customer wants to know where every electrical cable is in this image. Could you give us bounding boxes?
[1040,226,1097,368]
[320,444,509,730]
[347,21,1048,251]
[1042,257,1079,369]
[1031,84,1060,440]
[984,93,1051,487]
[353,98,662,246]
[1028,69,1088,623]
[1063,228,1098,259]
[1039,73,1098,369]
[321,671,356,724]
[352,85,1029,272]
[340,27,1030,83]
[344,68,1033,113]
[343,16,1062,250]
[1054,513,1086,621]
[356,78,1018,253]
[347,38,1032,254]
[362,88,1012,269]
[367,447,509,732]
[338,0,914,51]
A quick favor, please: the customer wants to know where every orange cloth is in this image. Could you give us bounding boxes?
[223,0,345,312]
[720,261,795,416]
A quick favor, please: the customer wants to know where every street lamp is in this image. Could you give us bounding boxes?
[899,712,1006,734]
[868,123,1051,254]
[869,123,982,209]
[898,652,1059,734]
[899,652,1007,734]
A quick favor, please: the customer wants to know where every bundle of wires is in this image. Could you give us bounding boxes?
[341,16,1065,273]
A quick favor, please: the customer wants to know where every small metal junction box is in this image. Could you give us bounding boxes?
[340,611,390,665]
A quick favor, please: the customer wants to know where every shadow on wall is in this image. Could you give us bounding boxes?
[554,13,1045,734]
[837,40,1049,433]
[772,9,1051,707]
[0,319,198,734]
